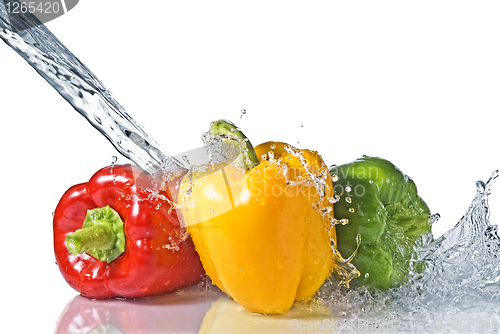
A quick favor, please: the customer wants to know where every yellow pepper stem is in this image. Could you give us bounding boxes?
[208,120,259,170]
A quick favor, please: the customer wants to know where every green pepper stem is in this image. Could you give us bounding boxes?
[66,222,116,255]
[209,119,259,170]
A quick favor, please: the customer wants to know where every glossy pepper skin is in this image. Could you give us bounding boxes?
[331,156,433,290]
[178,121,336,314]
[53,164,205,298]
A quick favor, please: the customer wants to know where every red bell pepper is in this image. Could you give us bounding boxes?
[53,164,205,298]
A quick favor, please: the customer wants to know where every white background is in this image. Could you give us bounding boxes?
[1,1,500,332]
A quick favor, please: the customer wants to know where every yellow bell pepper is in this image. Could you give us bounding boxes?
[178,120,337,314]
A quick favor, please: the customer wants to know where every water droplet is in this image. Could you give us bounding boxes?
[369,179,373,184]
[345,186,352,192]
[241,109,246,114]
[270,144,276,149]
[365,273,370,278]
[430,213,441,223]
[331,174,339,182]
[349,208,355,213]
[346,197,352,203]
[300,123,304,127]
[336,218,349,225]
[140,286,149,292]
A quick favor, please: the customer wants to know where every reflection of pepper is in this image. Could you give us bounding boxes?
[178,120,336,314]
[53,164,205,299]
[331,156,433,290]
[55,286,220,334]
[198,295,332,334]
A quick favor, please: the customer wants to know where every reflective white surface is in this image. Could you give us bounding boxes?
[2,1,500,332]
[54,285,341,334]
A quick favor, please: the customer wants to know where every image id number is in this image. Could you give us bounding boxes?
[6,1,62,15]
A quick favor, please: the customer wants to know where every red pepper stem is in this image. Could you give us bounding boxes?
[66,222,116,255]
[65,206,126,263]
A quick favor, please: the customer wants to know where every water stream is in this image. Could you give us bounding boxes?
[0,1,187,176]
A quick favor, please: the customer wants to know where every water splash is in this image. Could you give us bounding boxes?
[417,170,500,306]
[0,2,187,176]
[202,130,242,170]
[259,143,361,287]
[319,171,500,332]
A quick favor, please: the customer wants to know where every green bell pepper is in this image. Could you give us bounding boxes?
[330,156,433,290]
